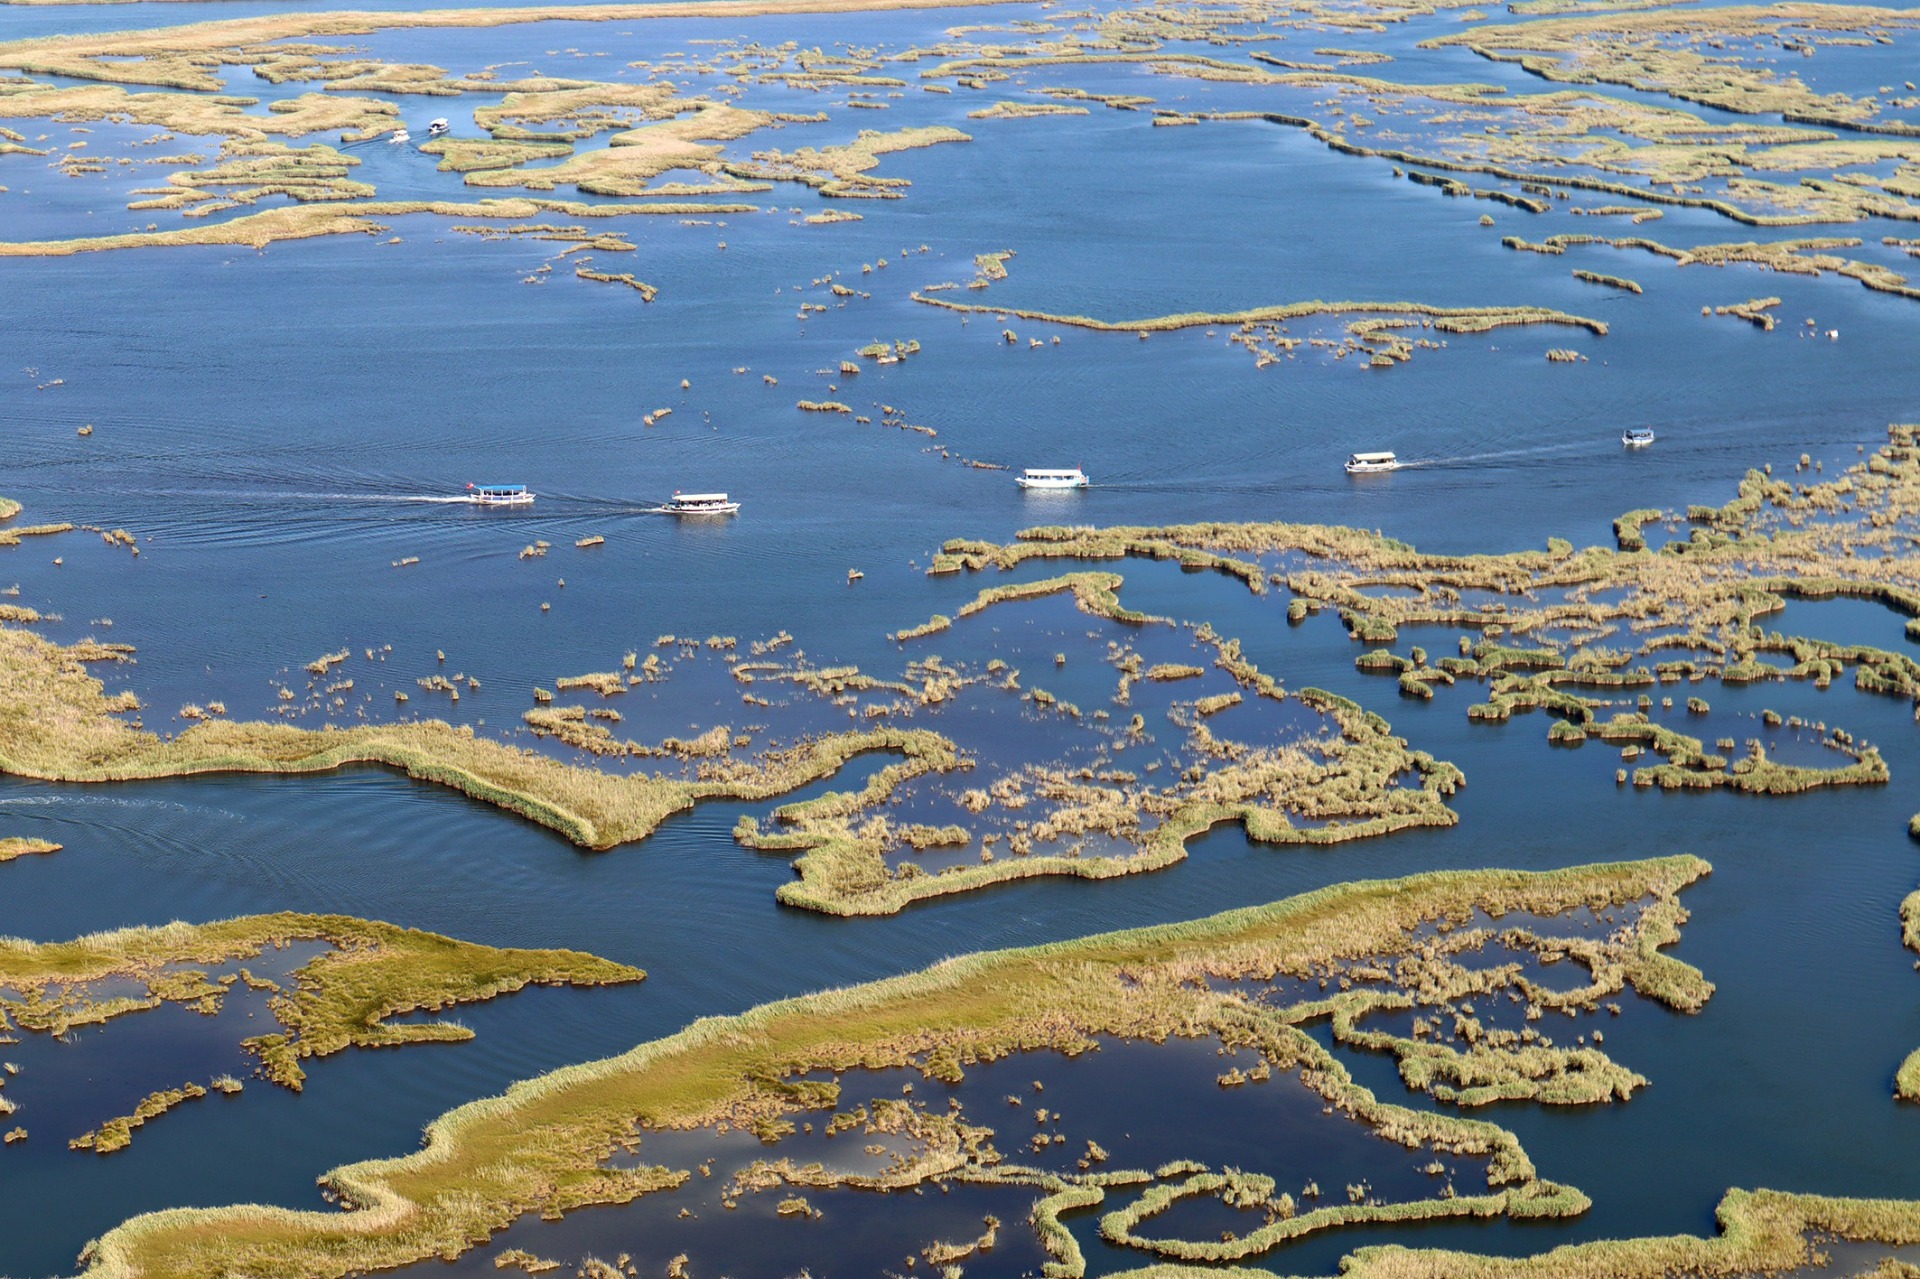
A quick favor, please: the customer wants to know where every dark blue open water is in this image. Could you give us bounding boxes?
[2,0,1920,1272]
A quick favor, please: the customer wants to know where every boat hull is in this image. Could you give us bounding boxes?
[1015,478,1088,490]
[1344,462,1399,474]
[668,503,740,516]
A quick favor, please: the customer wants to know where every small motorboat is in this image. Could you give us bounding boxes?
[664,491,740,516]
[1622,428,1656,448]
[1015,467,1089,490]
[466,483,533,507]
[426,118,452,138]
[390,127,411,144]
[1345,451,1399,474]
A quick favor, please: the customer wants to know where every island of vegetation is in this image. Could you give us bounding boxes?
[0,912,643,1150]
[0,836,59,863]
[0,602,961,857]
[931,425,1920,798]
[73,856,1750,1278]
[3,503,1468,917]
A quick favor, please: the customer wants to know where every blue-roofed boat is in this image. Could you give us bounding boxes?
[466,483,534,507]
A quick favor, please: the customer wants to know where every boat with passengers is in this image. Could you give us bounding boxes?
[1016,467,1089,490]
[664,491,740,516]
[1344,451,1399,474]
[466,483,533,507]
[1622,427,1656,448]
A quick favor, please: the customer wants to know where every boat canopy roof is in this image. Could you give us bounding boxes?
[1347,452,1397,463]
[471,483,526,493]
[1022,468,1085,477]
[673,492,730,503]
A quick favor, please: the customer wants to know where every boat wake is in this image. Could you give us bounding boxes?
[1398,438,1612,470]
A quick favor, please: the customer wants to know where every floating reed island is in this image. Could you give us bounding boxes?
[73,856,1729,1279]
[1505,233,1920,307]
[0,496,72,548]
[933,424,1920,797]
[3,0,1915,270]
[0,836,59,862]
[0,537,1465,916]
[896,1,1920,226]
[741,574,1460,915]
[0,616,964,856]
[912,260,1606,369]
[0,913,641,1150]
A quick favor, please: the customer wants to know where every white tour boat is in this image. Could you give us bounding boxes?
[665,491,741,516]
[427,118,452,138]
[1016,467,1089,491]
[1345,451,1399,475]
[466,483,533,507]
[390,127,411,145]
[1622,427,1656,448]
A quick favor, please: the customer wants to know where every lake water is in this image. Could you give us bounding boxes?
[3,0,1920,1272]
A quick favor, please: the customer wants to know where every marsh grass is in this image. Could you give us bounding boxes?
[0,913,642,1086]
[0,836,60,862]
[74,857,1709,1279]
[0,621,963,859]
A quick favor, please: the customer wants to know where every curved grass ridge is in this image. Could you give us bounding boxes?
[74,855,1707,1279]
[0,912,644,1090]
[0,494,73,547]
[890,570,1167,641]
[911,293,1609,337]
[0,621,955,854]
[1100,1186,1920,1278]
[0,197,756,258]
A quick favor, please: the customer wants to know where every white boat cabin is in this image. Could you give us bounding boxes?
[1016,467,1089,490]
[667,492,741,516]
[467,483,533,506]
[1344,451,1399,474]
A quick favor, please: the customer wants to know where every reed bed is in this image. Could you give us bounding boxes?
[70,1083,208,1154]
[0,836,59,862]
[966,101,1091,120]
[72,857,1710,1279]
[1430,8,1920,132]
[0,912,640,1098]
[1713,296,1782,330]
[575,268,657,300]
[894,573,1166,643]
[0,198,755,258]
[931,426,1920,787]
[746,619,1460,916]
[1570,269,1642,294]
[0,621,966,859]
[912,293,1608,340]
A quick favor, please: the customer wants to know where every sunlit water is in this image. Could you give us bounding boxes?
[2,0,1920,1272]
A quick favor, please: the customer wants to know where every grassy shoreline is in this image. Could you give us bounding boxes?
[0,620,960,861]
[75,856,1708,1279]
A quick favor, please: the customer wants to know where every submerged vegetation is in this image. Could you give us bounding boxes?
[74,857,1722,1279]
